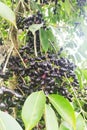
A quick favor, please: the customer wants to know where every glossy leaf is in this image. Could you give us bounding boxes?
[48,94,76,130]
[76,113,87,130]
[46,28,57,51]
[59,121,73,130]
[0,2,16,27]
[22,91,46,130]
[45,104,58,130]
[64,0,71,16]
[46,28,56,42]
[30,1,41,11]
[40,28,49,52]
[0,110,23,130]
[29,23,43,35]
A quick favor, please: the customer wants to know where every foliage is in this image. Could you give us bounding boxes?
[0,92,87,130]
[0,0,87,130]
[0,110,23,130]
[22,91,46,130]
[0,1,16,27]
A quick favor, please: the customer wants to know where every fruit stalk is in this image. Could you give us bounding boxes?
[34,32,38,57]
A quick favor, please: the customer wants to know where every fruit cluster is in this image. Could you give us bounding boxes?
[0,86,22,111]
[0,50,79,128]
[0,85,25,128]
[34,0,48,4]
[7,52,79,99]
[16,17,25,30]
[17,11,46,55]
[24,11,45,29]
[24,30,41,56]
[17,11,45,30]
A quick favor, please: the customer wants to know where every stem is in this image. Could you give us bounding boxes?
[13,46,27,68]
[65,74,86,119]
[2,46,14,73]
[49,40,57,53]
[12,107,17,119]
[10,26,27,68]
[65,74,82,108]
[34,32,38,57]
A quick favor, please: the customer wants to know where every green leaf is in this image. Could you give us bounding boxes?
[46,28,55,42]
[0,110,23,130]
[29,24,43,35]
[59,115,87,130]
[76,113,87,130]
[45,104,58,130]
[40,28,49,52]
[59,121,73,130]
[64,0,72,16]
[0,2,16,27]
[81,69,87,80]
[46,28,57,51]
[22,91,46,130]
[30,1,41,11]
[48,94,76,130]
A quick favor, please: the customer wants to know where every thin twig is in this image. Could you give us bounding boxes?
[34,32,38,57]
[2,46,14,73]
[65,74,82,109]
[65,73,87,119]
[10,29,27,68]
[49,40,57,53]
[13,46,27,68]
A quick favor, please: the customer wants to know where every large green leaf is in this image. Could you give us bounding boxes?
[29,23,43,35]
[59,114,87,130]
[22,91,46,130]
[40,28,49,52]
[46,28,57,51]
[59,121,73,130]
[30,1,41,12]
[48,94,76,130]
[0,110,23,130]
[76,113,87,130]
[0,1,16,27]
[46,28,56,42]
[45,104,58,130]
[64,0,72,16]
